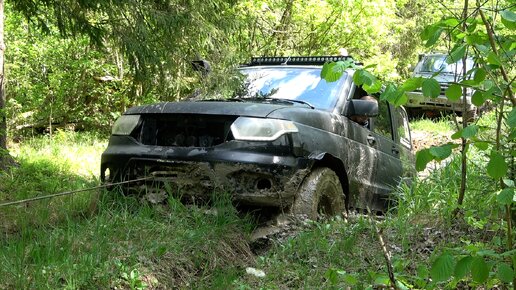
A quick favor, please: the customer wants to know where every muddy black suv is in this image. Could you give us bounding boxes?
[101,56,414,218]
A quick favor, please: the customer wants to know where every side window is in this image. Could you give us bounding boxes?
[374,100,393,140]
[394,107,411,149]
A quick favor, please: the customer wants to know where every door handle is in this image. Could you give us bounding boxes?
[366,135,376,146]
[392,146,400,155]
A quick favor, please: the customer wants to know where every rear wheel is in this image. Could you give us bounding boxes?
[289,167,345,220]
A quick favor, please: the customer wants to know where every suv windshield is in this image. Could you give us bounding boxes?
[237,67,345,111]
[419,55,474,74]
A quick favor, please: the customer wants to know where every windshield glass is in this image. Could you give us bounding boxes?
[237,67,345,111]
[419,55,474,74]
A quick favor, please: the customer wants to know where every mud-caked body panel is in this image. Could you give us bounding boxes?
[101,60,415,212]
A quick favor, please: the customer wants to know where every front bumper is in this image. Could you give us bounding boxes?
[405,91,474,112]
[101,136,311,207]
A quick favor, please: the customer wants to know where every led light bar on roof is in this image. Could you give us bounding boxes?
[249,56,358,66]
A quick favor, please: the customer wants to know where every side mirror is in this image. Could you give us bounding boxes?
[191,60,211,77]
[344,99,378,117]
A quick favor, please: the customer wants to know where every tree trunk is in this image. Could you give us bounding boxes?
[0,0,7,164]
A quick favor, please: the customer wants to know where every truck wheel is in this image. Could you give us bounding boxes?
[289,167,344,220]
[463,109,478,122]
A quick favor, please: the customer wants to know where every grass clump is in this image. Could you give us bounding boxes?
[410,116,454,133]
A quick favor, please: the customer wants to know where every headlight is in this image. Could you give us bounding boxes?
[230,117,298,141]
[112,115,140,135]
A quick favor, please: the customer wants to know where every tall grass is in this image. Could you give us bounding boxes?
[0,131,254,289]
[0,119,505,289]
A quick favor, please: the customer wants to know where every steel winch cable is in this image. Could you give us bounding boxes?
[0,176,155,208]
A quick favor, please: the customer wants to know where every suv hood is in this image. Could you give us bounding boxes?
[124,101,294,118]
[413,72,461,83]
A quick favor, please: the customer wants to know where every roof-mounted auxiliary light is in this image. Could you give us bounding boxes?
[249,55,359,66]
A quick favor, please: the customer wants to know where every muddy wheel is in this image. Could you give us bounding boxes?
[289,167,344,220]
[463,109,478,122]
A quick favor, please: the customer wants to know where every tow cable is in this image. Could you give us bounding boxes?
[0,176,155,208]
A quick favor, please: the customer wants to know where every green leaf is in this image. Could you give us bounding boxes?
[363,79,382,94]
[473,68,487,83]
[462,125,479,139]
[342,273,358,285]
[497,263,515,283]
[454,256,473,279]
[325,268,339,284]
[500,10,516,22]
[429,144,454,160]
[483,79,495,90]
[447,44,467,64]
[503,179,515,187]
[497,188,515,205]
[507,108,516,128]
[471,91,486,106]
[501,17,516,30]
[442,18,460,27]
[465,34,486,45]
[321,62,343,82]
[416,149,433,171]
[417,265,429,279]
[471,256,489,283]
[487,52,501,66]
[431,253,455,282]
[473,141,489,151]
[445,84,462,101]
[353,69,376,86]
[487,151,508,179]
[401,77,423,92]
[422,78,441,98]
[422,25,443,47]
[500,10,516,30]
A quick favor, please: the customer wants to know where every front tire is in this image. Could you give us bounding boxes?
[289,167,345,220]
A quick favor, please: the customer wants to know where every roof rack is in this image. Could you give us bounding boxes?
[249,56,359,66]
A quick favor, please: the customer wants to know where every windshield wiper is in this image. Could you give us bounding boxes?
[262,97,315,109]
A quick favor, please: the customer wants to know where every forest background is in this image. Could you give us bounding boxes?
[0,0,515,289]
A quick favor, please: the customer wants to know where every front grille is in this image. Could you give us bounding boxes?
[137,114,237,147]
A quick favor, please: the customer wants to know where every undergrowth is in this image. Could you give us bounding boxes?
[0,128,512,289]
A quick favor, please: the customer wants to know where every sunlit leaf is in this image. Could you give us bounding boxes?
[497,188,515,205]
[445,84,462,101]
[422,78,441,98]
[431,253,455,282]
[442,18,460,27]
[321,62,343,83]
[487,151,508,179]
[353,69,376,86]
[471,256,489,283]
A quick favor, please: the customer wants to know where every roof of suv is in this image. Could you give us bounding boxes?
[246,56,361,67]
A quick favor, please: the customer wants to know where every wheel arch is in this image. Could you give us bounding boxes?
[310,153,350,208]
